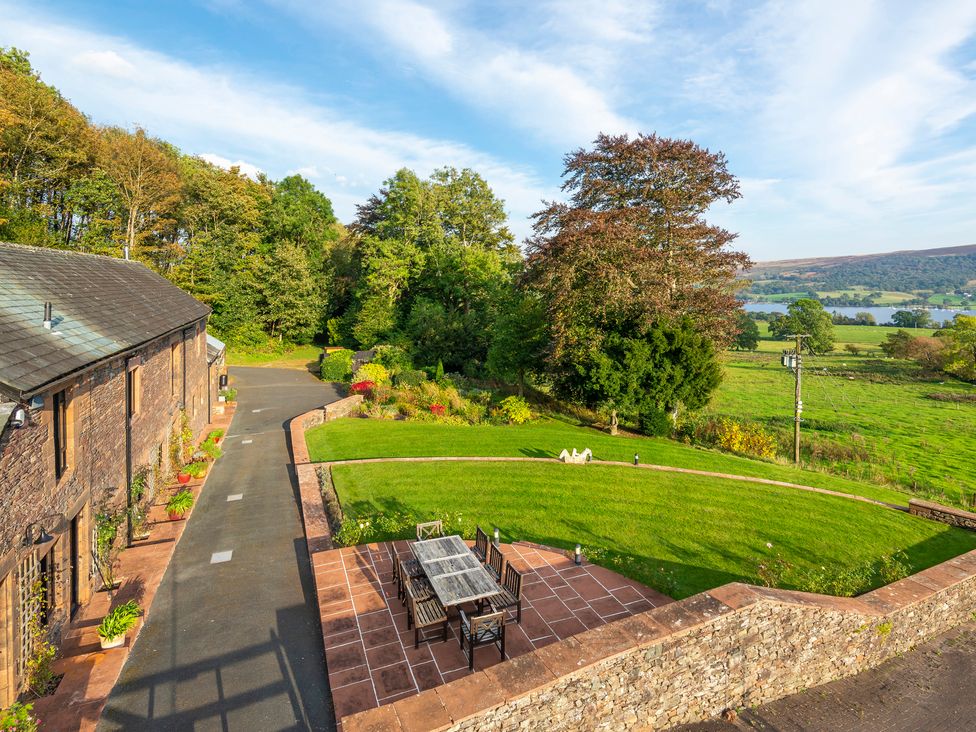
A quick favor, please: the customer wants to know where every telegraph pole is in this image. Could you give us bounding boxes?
[782,334,809,465]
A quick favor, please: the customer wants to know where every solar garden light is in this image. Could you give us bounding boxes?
[634,453,639,466]
[493,527,500,546]
[575,544,582,566]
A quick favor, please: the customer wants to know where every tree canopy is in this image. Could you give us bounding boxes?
[768,299,835,354]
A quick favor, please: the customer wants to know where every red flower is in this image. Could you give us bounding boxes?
[350,380,376,395]
[429,403,446,416]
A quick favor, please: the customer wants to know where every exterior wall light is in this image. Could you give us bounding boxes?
[493,527,500,546]
[9,405,27,429]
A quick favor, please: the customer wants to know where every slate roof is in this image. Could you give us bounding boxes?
[0,243,211,398]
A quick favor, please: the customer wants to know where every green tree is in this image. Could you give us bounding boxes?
[732,311,760,351]
[554,319,720,433]
[486,293,549,394]
[768,299,834,353]
[891,309,933,329]
[261,241,319,343]
[939,315,976,381]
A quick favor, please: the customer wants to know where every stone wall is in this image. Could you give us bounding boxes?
[909,499,976,531]
[342,552,976,732]
[0,319,211,707]
[324,395,363,422]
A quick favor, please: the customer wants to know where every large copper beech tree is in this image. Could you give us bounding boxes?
[525,133,750,431]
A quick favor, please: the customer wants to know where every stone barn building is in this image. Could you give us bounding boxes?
[0,243,223,707]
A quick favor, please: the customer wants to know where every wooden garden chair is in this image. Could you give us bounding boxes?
[459,609,506,670]
[471,526,489,562]
[401,573,434,607]
[489,564,523,624]
[396,556,425,602]
[486,542,505,582]
[416,520,443,540]
[407,593,448,648]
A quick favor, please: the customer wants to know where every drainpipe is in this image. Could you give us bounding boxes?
[124,368,133,546]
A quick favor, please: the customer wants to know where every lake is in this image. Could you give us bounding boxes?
[742,302,976,325]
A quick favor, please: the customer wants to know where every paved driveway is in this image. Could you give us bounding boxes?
[100,367,340,731]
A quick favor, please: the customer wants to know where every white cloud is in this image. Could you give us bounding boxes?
[199,153,264,181]
[0,4,557,241]
[272,0,640,147]
[73,50,137,79]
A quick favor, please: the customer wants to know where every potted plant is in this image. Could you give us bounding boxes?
[176,469,192,484]
[185,461,208,479]
[199,438,222,461]
[208,428,225,444]
[97,600,141,649]
[166,489,195,520]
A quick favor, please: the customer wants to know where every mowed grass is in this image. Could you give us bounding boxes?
[332,460,976,598]
[712,349,976,503]
[227,344,321,370]
[753,323,937,353]
[307,418,910,505]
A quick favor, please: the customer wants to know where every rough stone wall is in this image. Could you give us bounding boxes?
[0,318,211,706]
[439,569,976,732]
[324,395,363,421]
[909,499,976,531]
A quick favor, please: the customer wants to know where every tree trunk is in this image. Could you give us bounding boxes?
[609,410,618,436]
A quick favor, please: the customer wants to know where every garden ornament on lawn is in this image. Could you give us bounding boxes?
[558,448,592,464]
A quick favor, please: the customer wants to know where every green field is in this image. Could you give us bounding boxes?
[226,344,321,370]
[307,418,909,504]
[753,323,936,354]
[321,432,976,598]
[712,346,976,503]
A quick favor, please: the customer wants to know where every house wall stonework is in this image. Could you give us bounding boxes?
[0,319,211,707]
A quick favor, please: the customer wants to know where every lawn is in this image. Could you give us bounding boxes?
[227,344,321,370]
[307,417,910,505]
[754,323,936,353]
[711,350,976,503]
[331,460,976,598]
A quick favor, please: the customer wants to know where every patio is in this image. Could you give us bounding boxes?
[314,539,672,724]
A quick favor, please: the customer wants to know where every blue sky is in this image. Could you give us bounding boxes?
[3,0,976,261]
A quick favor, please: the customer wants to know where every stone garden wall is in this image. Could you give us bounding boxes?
[324,394,364,422]
[342,551,976,732]
[909,499,976,531]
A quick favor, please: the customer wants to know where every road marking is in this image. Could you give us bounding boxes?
[211,551,233,564]
[242,439,253,444]
[227,494,243,502]
[251,409,263,413]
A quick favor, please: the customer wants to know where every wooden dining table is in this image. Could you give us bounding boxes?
[411,535,501,607]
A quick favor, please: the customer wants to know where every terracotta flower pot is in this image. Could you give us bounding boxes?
[177,472,191,484]
[100,634,125,650]
[168,511,185,521]
[214,436,222,444]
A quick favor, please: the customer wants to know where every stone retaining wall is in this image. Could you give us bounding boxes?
[343,554,976,731]
[909,499,976,531]
[324,394,364,421]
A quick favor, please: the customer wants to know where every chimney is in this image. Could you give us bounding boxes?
[43,302,53,329]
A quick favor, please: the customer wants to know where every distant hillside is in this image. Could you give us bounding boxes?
[742,244,976,305]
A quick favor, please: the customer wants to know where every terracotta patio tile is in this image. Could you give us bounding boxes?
[353,589,390,614]
[522,582,556,601]
[609,585,644,604]
[372,662,417,698]
[531,595,573,622]
[359,609,394,633]
[589,595,627,618]
[323,613,360,637]
[319,584,352,605]
[441,667,473,683]
[329,663,371,689]
[393,689,452,732]
[561,594,588,610]
[430,639,470,672]
[402,641,436,665]
[502,626,535,657]
[548,616,588,640]
[572,606,605,630]
[534,636,589,677]
[366,641,406,668]
[331,679,378,719]
[343,702,401,732]
[531,634,558,648]
[518,607,555,639]
[329,642,369,672]
[566,575,611,601]
[362,625,401,649]
[411,661,443,691]
[435,672,504,721]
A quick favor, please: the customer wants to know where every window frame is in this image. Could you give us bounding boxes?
[53,389,68,480]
